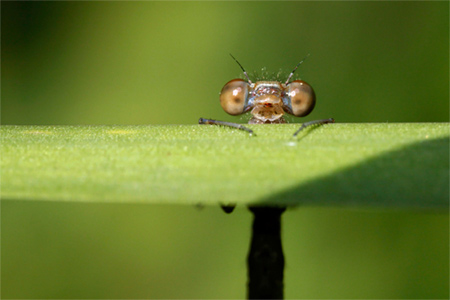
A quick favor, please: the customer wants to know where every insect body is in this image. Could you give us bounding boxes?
[199,55,334,137]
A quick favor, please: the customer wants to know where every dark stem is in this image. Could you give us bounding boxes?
[247,206,286,299]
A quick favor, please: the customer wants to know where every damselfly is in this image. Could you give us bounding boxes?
[199,55,334,137]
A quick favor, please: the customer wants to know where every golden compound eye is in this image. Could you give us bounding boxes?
[219,79,249,115]
[286,80,316,117]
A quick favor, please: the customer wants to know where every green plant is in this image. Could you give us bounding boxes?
[2,123,448,299]
[2,123,448,208]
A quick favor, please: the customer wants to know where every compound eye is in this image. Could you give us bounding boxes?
[286,80,316,117]
[220,79,249,115]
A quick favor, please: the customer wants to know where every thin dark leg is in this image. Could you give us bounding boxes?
[247,206,286,299]
[292,118,335,137]
[199,118,255,136]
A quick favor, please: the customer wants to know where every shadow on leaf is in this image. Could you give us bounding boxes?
[257,137,449,209]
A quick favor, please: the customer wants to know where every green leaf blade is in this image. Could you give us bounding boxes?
[1,123,448,208]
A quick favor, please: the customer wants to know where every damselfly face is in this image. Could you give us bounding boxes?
[220,79,316,124]
[219,57,316,124]
[198,55,334,139]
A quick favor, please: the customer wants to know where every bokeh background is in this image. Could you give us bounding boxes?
[2,1,449,299]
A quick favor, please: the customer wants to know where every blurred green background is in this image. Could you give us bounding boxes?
[2,1,448,299]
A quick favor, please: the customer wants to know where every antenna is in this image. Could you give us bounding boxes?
[229,54,252,84]
[285,53,310,85]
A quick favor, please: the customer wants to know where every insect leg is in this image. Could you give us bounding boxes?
[199,118,255,136]
[292,118,335,137]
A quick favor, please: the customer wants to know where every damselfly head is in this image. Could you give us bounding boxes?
[219,55,316,123]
